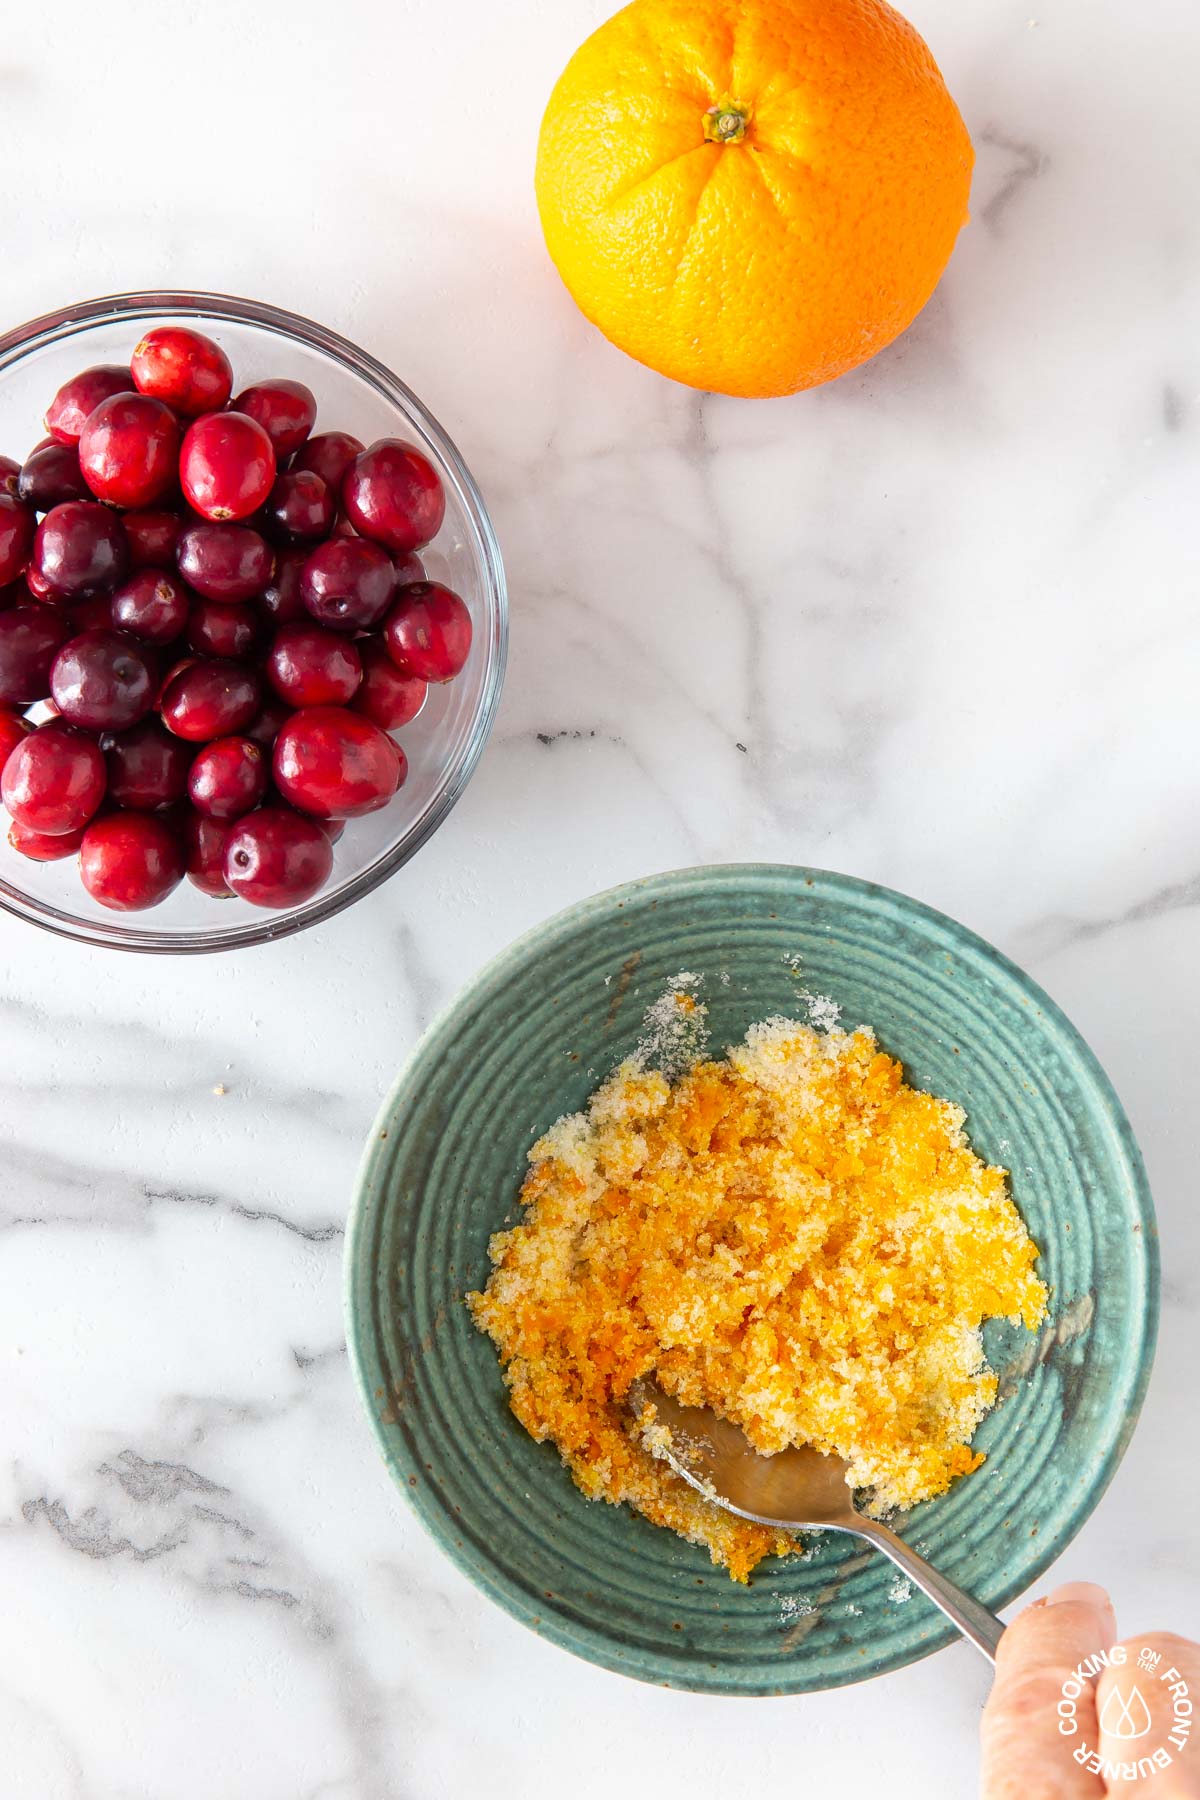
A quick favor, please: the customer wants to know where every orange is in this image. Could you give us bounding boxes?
[535,0,974,398]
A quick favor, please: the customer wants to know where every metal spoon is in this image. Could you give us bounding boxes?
[630,1381,1005,1662]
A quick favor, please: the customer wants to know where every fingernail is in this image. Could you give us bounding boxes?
[1047,1582,1113,1613]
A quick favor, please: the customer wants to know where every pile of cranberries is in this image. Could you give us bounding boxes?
[0,326,472,911]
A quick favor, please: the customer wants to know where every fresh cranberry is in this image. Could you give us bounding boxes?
[175,521,273,601]
[0,605,71,702]
[0,455,21,500]
[342,440,445,552]
[111,569,189,645]
[180,412,276,522]
[50,630,156,731]
[260,471,333,545]
[0,495,36,586]
[266,624,361,708]
[7,816,87,860]
[102,718,193,809]
[231,380,317,458]
[123,509,183,569]
[79,811,184,909]
[179,810,231,895]
[186,597,262,660]
[391,550,425,585]
[43,365,131,445]
[383,582,472,682]
[34,502,129,599]
[160,658,261,741]
[2,725,106,834]
[243,694,291,747]
[291,430,362,494]
[187,735,268,820]
[79,393,180,508]
[352,639,426,729]
[301,539,394,632]
[0,704,33,772]
[17,442,90,511]
[131,326,233,416]
[222,806,333,907]
[273,705,402,818]
[25,564,57,601]
[256,546,308,625]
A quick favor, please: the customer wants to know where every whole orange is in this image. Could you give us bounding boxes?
[535,0,973,398]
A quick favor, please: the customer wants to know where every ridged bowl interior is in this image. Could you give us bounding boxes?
[345,865,1157,1694]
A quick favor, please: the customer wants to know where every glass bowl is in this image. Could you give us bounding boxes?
[0,290,507,952]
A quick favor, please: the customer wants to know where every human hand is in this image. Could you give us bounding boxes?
[981,1582,1198,1796]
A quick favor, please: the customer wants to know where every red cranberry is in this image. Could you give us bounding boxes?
[181,811,231,895]
[44,365,131,445]
[79,811,184,909]
[223,806,333,907]
[256,546,308,625]
[260,471,333,545]
[342,440,445,552]
[79,393,180,508]
[50,630,156,731]
[25,564,57,602]
[292,430,362,494]
[383,582,472,682]
[391,550,425,585]
[123,509,183,569]
[34,502,129,599]
[273,705,402,818]
[301,539,394,632]
[188,735,268,820]
[352,639,426,729]
[131,327,232,416]
[17,443,90,511]
[186,597,262,660]
[180,412,276,522]
[160,658,261,741]
[0,494,36,586]
[0,704,33,772]
[0,605,71,702]
[111,569,189,645]
[0,455,21,500]
[8,816,87,860]
[243,694,290,747]
[176,521,273,601]
[266,624,362,708]
[2,725,106,834]
[102,718,193,809]
[231,380,317,458]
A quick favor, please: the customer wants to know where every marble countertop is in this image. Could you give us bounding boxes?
[2,0,1197,1792]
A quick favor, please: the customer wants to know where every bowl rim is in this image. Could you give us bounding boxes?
[344,862,1160,1694]
[0,288,508,954]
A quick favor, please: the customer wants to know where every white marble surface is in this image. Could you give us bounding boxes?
[1,0,1197,1792]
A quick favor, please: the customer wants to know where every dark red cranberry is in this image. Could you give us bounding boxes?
[183,810,233,895]
[273,705,402,818]
[0,494,36,586]
[383,582,472,682]
[8,816,87,860]
[131,326,232,416]
[0,455,21,499]
[0,704,33,772]
[352,639,426,729]
[25,564,57,601]
[260,471,333,545]
[231,379,317,458]
[160,658,261,741]
[44,365,131,445]
[291,430,362,494]
[180,412,276,522]
[188,735,268,820]
[243,694,290,747]
[2,725,106,834]
[186,597,262,660]
[79,811,184,909]
[391,550,425,585]
[175,521,272,601]
[123,509,183,569]
[342,440,445,552]
[111,569,189,645]
[34,502,129,599]
[50,630,156,731]
[0,605,71,703]
[256,546,308,625]
[79,393,180,508]
[223,806,333,907]
[266,624,362,708]
[301,539,394,632]
[102,718,193,809]
[17,443,90,511]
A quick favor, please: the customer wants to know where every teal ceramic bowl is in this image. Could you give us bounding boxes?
[345,866,1157,1694]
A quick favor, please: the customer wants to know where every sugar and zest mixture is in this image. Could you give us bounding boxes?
[469,1016,1048,1582]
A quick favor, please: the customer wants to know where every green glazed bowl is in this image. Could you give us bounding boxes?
[345,865,1157,1694]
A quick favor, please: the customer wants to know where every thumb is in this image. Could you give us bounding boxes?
[981,1582,1117,1799]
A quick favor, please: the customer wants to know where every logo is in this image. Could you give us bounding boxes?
[1099,1683,1153,1741]
[1056,1645,1193,1784]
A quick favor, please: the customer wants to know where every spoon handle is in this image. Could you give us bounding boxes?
[853,1517,1005,1663]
